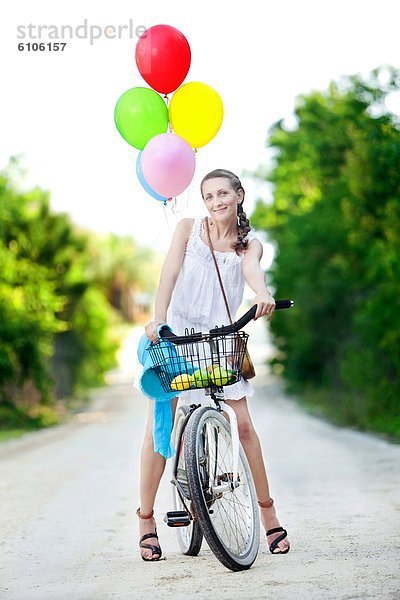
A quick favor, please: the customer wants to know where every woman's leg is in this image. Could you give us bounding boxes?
[225,397,290,553]
[138,398,178,560]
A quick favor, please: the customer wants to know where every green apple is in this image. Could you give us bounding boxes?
[192,368,211,388]
[227,369,236,384]
[208,365,231,386]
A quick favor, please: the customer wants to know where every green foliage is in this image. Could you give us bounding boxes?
[52,287,119,396]
[251,66,400,440]
[0,178,66,412]
[0,165,119,429]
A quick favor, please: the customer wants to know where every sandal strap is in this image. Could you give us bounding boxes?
[139,542,162,556]
[139,532,158,544]
[266,526,285,536]
[267,529,288,553]
[136,507,154,519]
[258,497,274,508]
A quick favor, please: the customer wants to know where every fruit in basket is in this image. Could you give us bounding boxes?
[226,369,237,384]
[192,368,211,388]
[170,373,193,391]
[207,365,233,386]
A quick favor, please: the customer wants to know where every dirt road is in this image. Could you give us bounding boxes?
[1,324,399,599]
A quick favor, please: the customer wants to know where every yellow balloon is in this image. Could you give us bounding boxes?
[169,82,224,148]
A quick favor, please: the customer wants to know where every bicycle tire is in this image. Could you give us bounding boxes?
[184,406,260,571]
[171,404,203,556]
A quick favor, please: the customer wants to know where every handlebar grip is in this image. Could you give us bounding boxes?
[275,299,295,310]
[158,325,203,345]
[158,326,175,340]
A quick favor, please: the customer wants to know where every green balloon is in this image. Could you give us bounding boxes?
[114,87,168,149]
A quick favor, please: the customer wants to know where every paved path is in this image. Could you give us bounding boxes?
[1,324,399,599]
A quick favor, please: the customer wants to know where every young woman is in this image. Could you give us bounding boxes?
[137,169,290,561]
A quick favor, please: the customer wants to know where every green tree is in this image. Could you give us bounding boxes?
[251,66,400,439]
[0,165,117,428]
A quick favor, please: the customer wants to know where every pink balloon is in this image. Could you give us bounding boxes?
[141,133,195,198]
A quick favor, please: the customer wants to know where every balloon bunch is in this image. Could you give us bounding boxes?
[114,24,224,203]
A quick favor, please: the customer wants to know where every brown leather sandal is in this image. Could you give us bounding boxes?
[258,498,290,555]
[136,508,163,562]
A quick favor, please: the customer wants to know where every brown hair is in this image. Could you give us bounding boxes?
[200,169,251,253]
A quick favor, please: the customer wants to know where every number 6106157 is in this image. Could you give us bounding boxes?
[18,42,67,51]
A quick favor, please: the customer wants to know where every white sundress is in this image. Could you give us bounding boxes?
[165,216,257,403]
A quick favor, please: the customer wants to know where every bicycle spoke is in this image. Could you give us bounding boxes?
[215,499,248,551]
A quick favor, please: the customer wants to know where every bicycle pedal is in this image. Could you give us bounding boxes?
[163,510,191,527]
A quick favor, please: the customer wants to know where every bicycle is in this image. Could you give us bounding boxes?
[147,300,293,571]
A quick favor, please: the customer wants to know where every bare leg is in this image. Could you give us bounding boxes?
[138,398,178,560]
[225,397,290,553]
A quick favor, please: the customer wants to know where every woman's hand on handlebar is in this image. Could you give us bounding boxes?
[252,291,276,321]
[145,318,165,342]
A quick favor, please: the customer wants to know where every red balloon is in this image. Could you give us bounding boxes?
[135,24,191,95]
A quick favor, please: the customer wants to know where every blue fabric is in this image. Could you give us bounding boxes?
[137,324,193,459]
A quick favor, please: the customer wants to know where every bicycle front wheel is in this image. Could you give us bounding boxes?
[184,406,260,571]
[171,404,203,556]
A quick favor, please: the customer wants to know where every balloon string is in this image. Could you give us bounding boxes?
[162,200,171,228]
[163,94,172,134]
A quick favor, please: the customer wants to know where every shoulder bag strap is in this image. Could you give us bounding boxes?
[204,217,233,325]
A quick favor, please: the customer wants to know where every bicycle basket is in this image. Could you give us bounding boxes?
[147,331,249,393]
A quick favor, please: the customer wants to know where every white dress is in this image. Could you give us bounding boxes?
[165,216,256,403]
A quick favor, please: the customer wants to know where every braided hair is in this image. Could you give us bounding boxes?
[200,169,251,254]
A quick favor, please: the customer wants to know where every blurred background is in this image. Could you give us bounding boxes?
[1,0,399,440]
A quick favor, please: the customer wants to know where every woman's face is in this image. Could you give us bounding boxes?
[202,177,243,222]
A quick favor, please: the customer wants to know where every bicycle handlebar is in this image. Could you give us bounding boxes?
[158,300,294,344]
[209,299,294,335]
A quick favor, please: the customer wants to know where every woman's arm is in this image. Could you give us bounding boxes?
[145,218,193,340]
[242,239,275,320]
